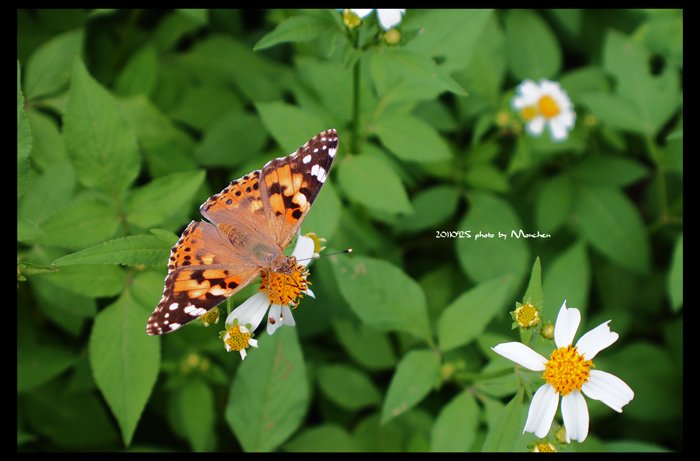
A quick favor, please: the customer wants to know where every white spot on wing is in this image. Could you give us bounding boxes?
[170,323,182,331]
[303,154,311,164]
[169,303,179,311]
[329,147,336,158]
[311,165,327,183]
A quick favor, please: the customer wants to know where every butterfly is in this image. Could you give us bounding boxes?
[146,129,338,335]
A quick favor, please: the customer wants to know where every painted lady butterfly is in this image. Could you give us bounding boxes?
[146,129,338,335]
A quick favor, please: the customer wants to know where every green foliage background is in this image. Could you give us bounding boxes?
[17,9,682,452]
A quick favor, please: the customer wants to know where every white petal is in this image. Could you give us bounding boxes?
[350,8,373,18]
[239,349,247,360]
[305,287,316,299]
[292,234,316,267]
[517,79,540,99]
[223,332,232,352]
[525,117,546,137]
[376,9,405,30]
[548,119,570,142]
[226,292,269,331]
[561,391,589,442]
[539,79,561,95]
[558,109,576,128]
[267,304,284,335]
[575,321,619,360]
[554,300,580,348]
[492,342,547,371]
[248,338,258,348]
[511,96,530,110]
[281,305,296,326]
[582,370,634,413]
[524,384,559,438]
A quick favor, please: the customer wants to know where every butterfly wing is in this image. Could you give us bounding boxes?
[259,128,338,248]
[146,220,259,335]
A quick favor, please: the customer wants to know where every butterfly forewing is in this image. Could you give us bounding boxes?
[260,128,338,248]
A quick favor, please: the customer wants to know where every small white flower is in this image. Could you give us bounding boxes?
[512,79,575,142]
[492,301,634,443]
[224,233,316,338]
[350,9,406,30]
[223,324,258,360]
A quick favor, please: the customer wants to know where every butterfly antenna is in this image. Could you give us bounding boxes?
[297,248,352,264]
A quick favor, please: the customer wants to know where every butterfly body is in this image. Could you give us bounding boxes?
[147,129,338,336]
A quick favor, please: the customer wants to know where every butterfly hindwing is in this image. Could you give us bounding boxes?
[146,221,259,335]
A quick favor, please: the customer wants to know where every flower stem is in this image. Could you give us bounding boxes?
[351,30,361,154]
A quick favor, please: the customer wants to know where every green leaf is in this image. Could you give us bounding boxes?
[535,175,574,233]
[285,425,356,452]
[369,48,467,102]
[571,156,649,187]
[53,235,172,267]
[437,276,514,352]
[403,9,493,73]
[480,389,525,452]
[456,192,530,284]
[88,290,160,446]
[430,391,479,451]
[24,388,120,449]
[114,43,158,97]
[317,364,382,411]
[464,164,510,192]
[374,113,452,162]
[331,318,397,371]
[226,328,308,452]
[167,83,244,131]
[118,96,197,178]
[256,101,327,153]
[542,241,590,319]
[154,10,205,51]
[24,28,83,100]
[337,154,412,215]
[381,349,440,424]
[559,65,611,102]
[579,92,648,135]
[176,8,207,25]
[126,170,205,229]
[194,111,267,167]
[504,9,561,80]
[574,185,650,274]
[25,109,73,173]
[602,30,681,136]
[523,257,544,309]
[63,58,140,195]
[668,234,682,312]
[174,378,215,451]
[34,264,126,298]
[17,61,32,201]
[395,185,460,234]
[331,255,431,341]
[302,179,341,240]
[254,15,336,51]
[18,342,77,393]
[606,440,670,452]
[181,36,289,103]
[37,193,121,250]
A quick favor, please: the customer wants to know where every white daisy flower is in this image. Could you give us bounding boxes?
[224,233,316,340]
[512,79,575,142]
[492,301,634,443]
[348,9,406,30]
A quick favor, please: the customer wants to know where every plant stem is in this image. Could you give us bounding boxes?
[351,30,361,154]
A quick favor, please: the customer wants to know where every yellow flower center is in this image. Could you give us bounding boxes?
[343,9,362,29]
[259,262,309,307]
[384,28,401,45]
[515,303,540,328]
[520,106,538,121]
[538,95,560,119]
[533,441,557,452]
[543,345,593,396]
[225,326,252,352]
[199,307,220,327]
